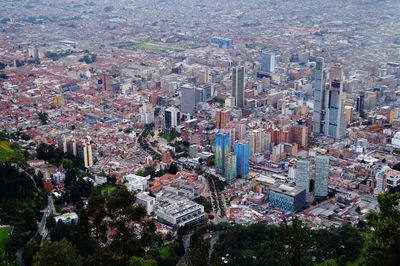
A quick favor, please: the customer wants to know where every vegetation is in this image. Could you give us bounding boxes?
[45,51,73,61]
[193,197,213,213]
[138,124,161,161]
[33,239,82,266]
[37,112,48,125]
[36,143,82,168]
[0,163,46,260]
[359,192,400,265]
[79,54,97,64]
[159,130,178,143]
[0,227,12,254]
[0,141,25,163]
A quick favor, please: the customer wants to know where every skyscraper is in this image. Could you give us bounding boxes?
[260,50,275,74]
[180,84,204,114]
[224,153,237,181]
[235,142,250,178]
[164,107,180,129]
[215,109,230,129]
[313,57,325,135]
[325,64,346,140]
[215,131,231,175]
[296,159,310,194]
[232,66,245,108]
[356,93,365,118]
[315,155,329,197]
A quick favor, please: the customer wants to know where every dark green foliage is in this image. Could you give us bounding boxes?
[186,237,210,266]
[0,163,37,200]
[37,112,48,125]
[211,218,364,266]
[79,54,96,64]
[33,239,82,266]
[193,196,212,213]
[167,163,179,174]
[45,51,72,61]
[361,192,400,266]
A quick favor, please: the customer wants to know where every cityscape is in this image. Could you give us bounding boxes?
[0,0,400,265]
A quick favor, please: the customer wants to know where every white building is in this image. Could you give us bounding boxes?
[154,191,205,227]
[391,132,400,148]
[137,192,156,215]
[54,212,79,224]
[123,174,148,192]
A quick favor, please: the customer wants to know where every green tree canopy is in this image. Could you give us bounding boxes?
[33,239,82,266]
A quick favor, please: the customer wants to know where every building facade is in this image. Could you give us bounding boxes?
[215,131,231,175]
[232,66,245,108]
[315,155,329,197]
[235,142,250,178]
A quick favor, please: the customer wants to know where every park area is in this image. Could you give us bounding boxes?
[0,226,12,254]
[0,140,25,163]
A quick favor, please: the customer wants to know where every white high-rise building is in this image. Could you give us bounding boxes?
[296,160,310,194]
[260,50,275,74]
[315,156,329,197]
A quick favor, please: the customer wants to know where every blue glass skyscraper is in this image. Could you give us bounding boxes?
[234,142,250,178]
[215,131,231,175]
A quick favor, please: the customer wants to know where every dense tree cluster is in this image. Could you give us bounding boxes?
[35,186,159,265]
[0,163,37,200]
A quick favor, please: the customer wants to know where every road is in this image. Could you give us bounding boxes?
[38,196,55,239]
[16,196,54,265]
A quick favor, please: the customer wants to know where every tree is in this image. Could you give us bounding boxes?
[37,112,48,125]
[361,192,400,266]
[167,163,179,174]
[129,256,157,266]
[79,185,151,263]
[61,159,74,170]
[33,239,82,266]
[186,237,210,266]
[23,240,40,266]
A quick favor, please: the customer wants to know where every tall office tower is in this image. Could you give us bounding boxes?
[84,141,93,168]
[215,131,231,175]
[313,57,325,135]
[215,109,230,129]
[296,159,310,194]
[249,129,268,156]
[67,139,78,157]
[198,68,210,84]
[260,50,275,74]
[315,155,329,197]
[356,93,365,118]
[232,66,245,108]
[344,106,353,126]
[224,153,237,181]
[164,107,180,129]
[180,84,204,114]
[325,64,346,140]
[293,124,308,147]
[235,142,250,178]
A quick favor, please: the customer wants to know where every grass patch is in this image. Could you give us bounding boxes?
[100,184,117,195]
[0,141,25,163]
[159,132,176,143]
[0,227,12,253]
[150,244,172,258]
